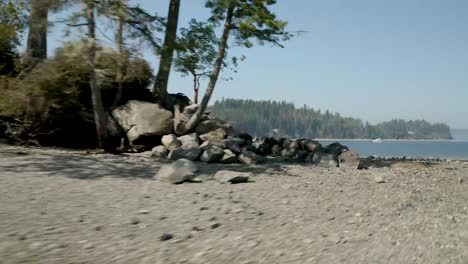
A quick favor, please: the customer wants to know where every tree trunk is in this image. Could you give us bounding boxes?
[111,15,127,109]
[86,1,108,149]
[25,0,48,65]
[193,75,199,104]
[153,0,180,105]
[177,3,234,134]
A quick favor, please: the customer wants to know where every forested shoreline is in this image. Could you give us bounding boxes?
[210,99,453,140]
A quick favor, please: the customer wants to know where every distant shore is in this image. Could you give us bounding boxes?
[315,138,466,142]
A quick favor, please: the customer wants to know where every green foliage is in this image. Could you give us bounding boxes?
[0,0,28,75]
[210,99,453,140]
[175,19,218,78]
[0,42,153,122]
[206,0,292,48]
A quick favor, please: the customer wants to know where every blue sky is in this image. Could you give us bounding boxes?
[44,0,468,128]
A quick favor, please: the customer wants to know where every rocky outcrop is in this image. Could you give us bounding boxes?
[110,101,358,168]
[112,100,173,144]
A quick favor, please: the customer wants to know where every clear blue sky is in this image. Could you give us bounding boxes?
[45,0,468,129]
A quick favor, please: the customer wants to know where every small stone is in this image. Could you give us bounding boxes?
[156,159,199,184]
[151,145,169,158]
[210,222,221,229]
[28,242,44,250]
[214,170,251,184]
[94,225,103,231]
[138,209,150,215]
[192,226,203,231]
[83,243,95,250]
[160,233,174,241]
[374,175,386,183]
[130,218,141,225]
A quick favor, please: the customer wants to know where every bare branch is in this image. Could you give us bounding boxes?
[65,22,88,27]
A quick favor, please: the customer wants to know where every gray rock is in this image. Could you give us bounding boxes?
[281,148,298,160]
[199,128,227,142]
[161,134,182,150]
[195,119,231,135]
[239,151,265,164]
[313,151,339,167]
[289,140,301,149]
[221,138,246,154]
[155,159,199,184]
[200,145,224,163]
[302,139,322,152]
[338,151,360,170]
[305,152,315,163]
[177,133,200,149]
[168,147,202,161]
[214,170,252,184]
[151,145,168,158]
[112,100,173,144]
[324,142,349,156]
[220,149,238,164]
[178,104,199,124]
[374,175,386,183]
[271,145,282,157]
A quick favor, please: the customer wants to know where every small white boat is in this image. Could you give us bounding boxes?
[372,138,383,143]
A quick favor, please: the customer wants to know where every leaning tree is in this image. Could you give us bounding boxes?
[174,0,292,134]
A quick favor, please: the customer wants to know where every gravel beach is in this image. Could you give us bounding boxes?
[1,146,468,264]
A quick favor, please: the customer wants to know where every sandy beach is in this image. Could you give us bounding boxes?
[1,146,468,264]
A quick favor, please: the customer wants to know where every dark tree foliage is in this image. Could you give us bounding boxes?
[0,0,27,76]
[210,99,453,140]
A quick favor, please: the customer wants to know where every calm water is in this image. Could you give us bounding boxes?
[319,140,468,160]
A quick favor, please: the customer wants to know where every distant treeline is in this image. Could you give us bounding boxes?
[210,99,453,140]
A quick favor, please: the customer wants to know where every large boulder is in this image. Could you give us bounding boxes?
[161,134,182,150]
[302,139,322,152]
[195,118,232,135]
[323,142,349,156]
[200,145,225,163]
[312,151,339,168]
[271,144,283,157]
[199,128,227,142]
[253,137,277,156]
[155,159,198,184]
[220,138,246,154]
[338,151,360,170]
[177,133,200,149]
[168,147,202,161]
[112,100,173,144]
[239,151,265,165]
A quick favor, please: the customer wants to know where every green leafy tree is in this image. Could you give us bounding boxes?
[174,19,218,104]
[0,0,28,75]
[175,0,292,134]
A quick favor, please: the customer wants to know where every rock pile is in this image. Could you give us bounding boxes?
[112,100,359,168]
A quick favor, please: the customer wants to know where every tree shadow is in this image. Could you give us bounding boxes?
[0,148,285,181]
